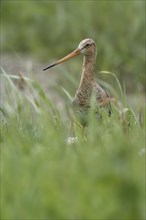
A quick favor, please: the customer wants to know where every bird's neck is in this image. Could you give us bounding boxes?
[79,55,96,87]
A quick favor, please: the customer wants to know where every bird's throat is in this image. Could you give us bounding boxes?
[80,55,96,86]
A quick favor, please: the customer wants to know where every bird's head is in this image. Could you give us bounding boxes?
[43,38,96,71]
[77,38,96,56]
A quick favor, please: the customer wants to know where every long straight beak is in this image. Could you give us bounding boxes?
[43,48,81,71]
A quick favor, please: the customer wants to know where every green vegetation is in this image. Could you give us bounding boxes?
[1,1,145,219]
[0,68,145,219]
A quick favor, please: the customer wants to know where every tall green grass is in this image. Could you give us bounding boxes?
[0,68,145,219]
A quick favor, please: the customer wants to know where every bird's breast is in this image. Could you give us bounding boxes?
[72,89,92,114]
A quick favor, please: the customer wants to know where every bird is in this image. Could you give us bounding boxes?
[43,38,111,126]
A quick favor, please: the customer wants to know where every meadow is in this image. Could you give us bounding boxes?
[0,66,145,219]
[0,1,145,219]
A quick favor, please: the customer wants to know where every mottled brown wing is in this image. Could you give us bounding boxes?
[93,82,112,115]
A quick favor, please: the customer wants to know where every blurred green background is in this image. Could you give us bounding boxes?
[1,1,145,219]
[1,0,145,93]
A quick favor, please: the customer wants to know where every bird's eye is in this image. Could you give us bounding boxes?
[85,43,90,48]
